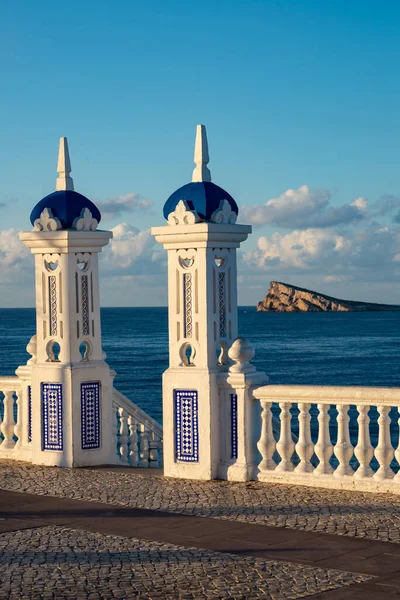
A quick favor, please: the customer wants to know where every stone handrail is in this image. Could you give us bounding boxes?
[252,383,400,494]
[0,376,32,461]
[112,388,163,468]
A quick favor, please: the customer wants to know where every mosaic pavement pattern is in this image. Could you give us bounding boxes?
[1,462,400,544]
[0,526,370,600]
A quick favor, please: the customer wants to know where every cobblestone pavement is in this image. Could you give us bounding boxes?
[1,462,400,544]
[0,526,370,600]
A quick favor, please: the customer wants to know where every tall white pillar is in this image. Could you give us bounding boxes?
[19,138,114,467]
[152,125,251,480]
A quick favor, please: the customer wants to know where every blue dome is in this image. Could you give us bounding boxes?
[163,182,238,222]
[30,190,101,229]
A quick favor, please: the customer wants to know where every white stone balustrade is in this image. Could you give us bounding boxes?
[0,376,31,460]
[113,389,163,468]
[253,384,400,494]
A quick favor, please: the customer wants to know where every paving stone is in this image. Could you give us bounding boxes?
[1,462,400,545]
[0,526,371,599]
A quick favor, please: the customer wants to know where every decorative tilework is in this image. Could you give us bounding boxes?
[81,382,101,450]
[81,275,90,336]
[42,383,63,451]
[231,394,238,459]
[183,273,192,338]
[218,272,226,338]
[49,276,57,336]
[28,385,32,443]
[174,390,199,462]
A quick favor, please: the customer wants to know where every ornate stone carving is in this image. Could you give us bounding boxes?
[183,273,193,338]
[228,337,256,374]
[26,335,37,366]
[168,200,200,225]
[49,275,58,336]
[72,208,98,231]
[33,208,62,232]
[218,272,226,338]
[178,249,196,269]
[210,199,237,224]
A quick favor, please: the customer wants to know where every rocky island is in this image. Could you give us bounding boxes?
[257,281,400,312]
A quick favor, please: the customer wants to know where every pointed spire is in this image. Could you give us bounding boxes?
[56,137,74,191]
[192,124,211,182]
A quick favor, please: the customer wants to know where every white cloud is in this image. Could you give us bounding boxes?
[0,228,31,282]
[243,225,400,280]
[100,223,165,275]
[240,185,367,229]
[97,193,152,219]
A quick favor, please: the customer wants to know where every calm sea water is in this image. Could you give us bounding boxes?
[1,307,400,427]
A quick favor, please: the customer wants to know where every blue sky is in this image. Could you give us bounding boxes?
[1,0,400,306]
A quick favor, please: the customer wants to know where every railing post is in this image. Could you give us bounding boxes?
[1,391,16,449]
[295,402,314,473]
[334,404,354,477]
[275,403,295,472]
[139,425,149,467]
[218,338,268,481]
[127,415,139,466]
[314,404,333,475]
[118,407,129,465]
[374,405,394,480]
[257,400,276,471]
[112,403,119,462]
[354,405,374,479]
[13,389,23,446]
[148,432,160,468]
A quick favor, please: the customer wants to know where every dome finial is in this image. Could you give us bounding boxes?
[56,137,74,191]
[192,124,211,183]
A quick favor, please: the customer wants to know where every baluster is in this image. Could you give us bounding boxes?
[275,402,295,472]
[159,438,164,468]
[314,404,333,475]
[127,415,139,466]
[295,402,314,473]
[148,432,160,468]
[13,390,22,446]
[0,395,3,444]
[374,405,394,480]
[112,404,119,459]
[354,405,374,479]
[334,404,354,476]
[394,408,400,480]
[139,425,150,467]
[257,400,276,471]
[0,391,16,449]
[118,408,129,464]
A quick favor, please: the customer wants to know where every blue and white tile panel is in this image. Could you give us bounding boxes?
[28,385,32,443]
[230,393,238,459]
[42,383,63,451]
[174,390,199,462]
[81,382,101,450]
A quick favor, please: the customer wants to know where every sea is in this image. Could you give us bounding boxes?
[2,307,400,426]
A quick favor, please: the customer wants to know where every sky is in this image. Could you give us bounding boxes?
[1,0,400,306]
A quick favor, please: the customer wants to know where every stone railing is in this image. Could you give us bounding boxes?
[0,376,32,461]
[253,384,400,494]
[112,388,163,468]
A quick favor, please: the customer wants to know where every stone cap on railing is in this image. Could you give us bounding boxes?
[252,384,400,406]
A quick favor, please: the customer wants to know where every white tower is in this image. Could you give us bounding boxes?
[152,125,251,480]
[19,138,114,467]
